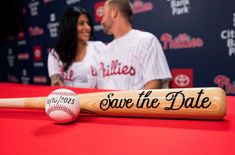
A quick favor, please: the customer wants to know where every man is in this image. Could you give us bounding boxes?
[97,0,172,90]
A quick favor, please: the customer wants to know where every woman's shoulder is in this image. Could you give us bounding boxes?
[48,48,60,60]
[87,41,106,54]
[88,41,106,48]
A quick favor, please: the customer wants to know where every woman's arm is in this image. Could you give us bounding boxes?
[50,74,65,86]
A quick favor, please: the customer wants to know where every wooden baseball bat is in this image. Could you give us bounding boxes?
[0,87,226,120]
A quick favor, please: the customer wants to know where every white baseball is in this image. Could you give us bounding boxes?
[45,88,80,124]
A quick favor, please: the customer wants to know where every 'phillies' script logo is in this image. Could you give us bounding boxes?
[214,75,235,95]
[99,89,211,111]
[131,0,153,14]
[91,65,97,76]
[62,70,74,81]
[29,26,44,37]
[100,60,136,77]
[160,33,203,50]
[8,75,19,83]
[33,76,48,83]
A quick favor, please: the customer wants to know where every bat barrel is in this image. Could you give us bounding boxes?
[79,87,226,119]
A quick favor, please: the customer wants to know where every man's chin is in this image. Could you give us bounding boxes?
[103,30,112,35]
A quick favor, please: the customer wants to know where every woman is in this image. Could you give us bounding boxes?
[48,7,105,88]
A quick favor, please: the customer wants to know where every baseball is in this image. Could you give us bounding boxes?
[45,88,80,124]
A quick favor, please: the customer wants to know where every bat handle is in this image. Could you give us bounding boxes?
[0,97,46,109]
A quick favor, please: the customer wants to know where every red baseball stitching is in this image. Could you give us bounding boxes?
[47,105,77,119]
[50,92,77,96]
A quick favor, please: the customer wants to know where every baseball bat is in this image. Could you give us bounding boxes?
[0,87,226,120]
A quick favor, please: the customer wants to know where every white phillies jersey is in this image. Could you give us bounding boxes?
[97,29,172,90]
[48,41,105,88]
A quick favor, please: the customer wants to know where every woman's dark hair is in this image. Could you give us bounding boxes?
[54,7,94,71]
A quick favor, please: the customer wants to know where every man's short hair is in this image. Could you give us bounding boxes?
[107,0,133,23]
